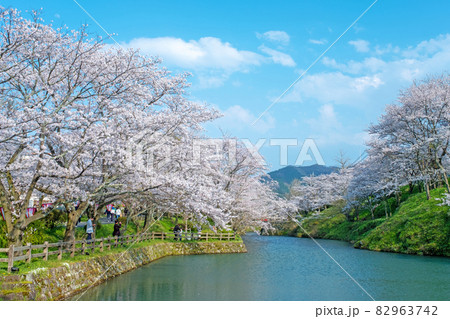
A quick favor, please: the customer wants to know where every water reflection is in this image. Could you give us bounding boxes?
[76,234,450,301]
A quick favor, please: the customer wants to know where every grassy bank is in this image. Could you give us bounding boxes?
[0,215,238,275]
[285,187,450,256]
[0,240,247,301]
[0,215,231,247]
[0,235,243,276]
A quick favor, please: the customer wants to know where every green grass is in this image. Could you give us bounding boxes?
[0,214,240,274]
[296,205,386,242]
[357,188,450,256]
[1,215,236,249]
[0,240,161,275]
[293,187,450,256]
[0,234,243,275]
[0,216,177,247]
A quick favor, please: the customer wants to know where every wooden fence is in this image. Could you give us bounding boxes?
[0,231,236,272]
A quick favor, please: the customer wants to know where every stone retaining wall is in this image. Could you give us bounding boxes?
[0,241,247,301]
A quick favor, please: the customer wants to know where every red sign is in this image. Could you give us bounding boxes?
[0,207,5,221]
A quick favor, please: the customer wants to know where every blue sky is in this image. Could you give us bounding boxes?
[6,0,450,170]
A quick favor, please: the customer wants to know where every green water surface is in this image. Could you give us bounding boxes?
[74,234,450,301]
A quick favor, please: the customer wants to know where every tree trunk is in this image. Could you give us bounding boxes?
[425,182,431,200]
[442,172,450,193]
[63,201,89,242]
[8,222,25,248]
[64,211,79,243]
[121,214,131,235]
[385,200,388,219]
[143,212,149,229]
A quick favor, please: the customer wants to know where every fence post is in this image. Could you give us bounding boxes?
[58,242,62,260]
[26,242,32,263]
[220,233,223,241]
[115,237,118,248]
[151,232,154,240]
[81,240,86,255]
[206,232,208,242]
[71,239,75,257]
[162,232,164,241]
[228,233,230,241]
[43,241,49,261]
[108,237,111,250]
[233,232,236,240]
[7,245,14,272]
[100,238,104,252]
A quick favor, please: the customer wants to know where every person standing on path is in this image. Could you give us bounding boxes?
[112,220,122,237]
[115,207,121,221]
[173,224,181,241]
[86,217,95,243]
[111,205,116,222]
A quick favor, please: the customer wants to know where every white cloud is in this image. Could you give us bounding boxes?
[305,104,368,146]
[259,46,296,67]
[124,36,297,88]
[286,34,450,109]
[322,57,386,74]
[306,104,340,132]
[348,39,370,52]
[374,44,400,56]
[197,74,228,88]
[309,39,327,45]
[126,37,263,72]
[402,34,450,59]
[257,31,290,45]
[285,72,384,106]
[214,105,275,133]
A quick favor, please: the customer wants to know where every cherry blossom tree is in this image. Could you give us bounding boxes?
[368,75,450,200]
[289,169,352,214]
[0,8,294,247]
[0,8,219,245]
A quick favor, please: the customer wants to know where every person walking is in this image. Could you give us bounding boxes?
[86,217,95,243]
[111,205,116,222]
[173,224,181,241]
[115,207,121,221]
[112,220,122,237]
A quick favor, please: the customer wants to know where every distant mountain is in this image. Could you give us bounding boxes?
[267,164,338,195]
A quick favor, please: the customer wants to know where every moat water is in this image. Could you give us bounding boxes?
[75,234,450,300]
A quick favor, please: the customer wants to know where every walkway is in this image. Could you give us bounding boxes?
[76,217,115,228]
